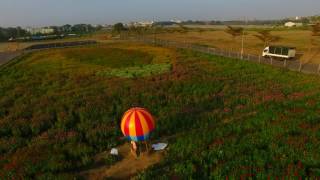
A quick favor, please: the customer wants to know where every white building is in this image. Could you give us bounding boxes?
[26,27,55,35]
[171,19,182,24]
[284,22,303,27]
[129,21,154,27]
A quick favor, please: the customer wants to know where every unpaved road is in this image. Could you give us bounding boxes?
[0,51,23,65]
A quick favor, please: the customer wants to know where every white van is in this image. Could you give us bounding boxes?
[262,46,296,59]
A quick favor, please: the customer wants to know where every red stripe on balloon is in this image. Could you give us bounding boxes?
[124,111,133,136]
[140,110,154,130]
[134,111,144,136]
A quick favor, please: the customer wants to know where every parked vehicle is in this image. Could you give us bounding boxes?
[262,46,296,59]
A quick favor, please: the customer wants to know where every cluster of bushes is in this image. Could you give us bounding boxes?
[63,47,154,68]
[96,63,172,78]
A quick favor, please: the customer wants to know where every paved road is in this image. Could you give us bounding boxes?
[0,51,24,66]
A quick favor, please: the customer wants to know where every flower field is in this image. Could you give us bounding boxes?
[0,42,320,179]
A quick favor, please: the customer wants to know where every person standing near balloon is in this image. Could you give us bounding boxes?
[121,107,155,157]
[130,140,138,157]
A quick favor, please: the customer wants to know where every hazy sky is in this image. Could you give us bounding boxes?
[0,0,319,27]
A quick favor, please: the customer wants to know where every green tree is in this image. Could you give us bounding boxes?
[311,23,320,36]
[71,24,94,34]
[306,23,320,62]
[177,24,189,34]
[224,26,243,41]
[224,26,244,55]
[254,29,281,48]
[113,23,126,34]
[0,27,29,42]
[196,28,206,35]
[62,24,72,32]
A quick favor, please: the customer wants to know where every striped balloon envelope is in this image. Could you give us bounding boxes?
[120,107,155,142]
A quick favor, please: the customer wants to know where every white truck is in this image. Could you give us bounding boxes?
[262,46,296,59]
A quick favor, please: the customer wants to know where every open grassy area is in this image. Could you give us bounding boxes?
[3,27,319,64]
[152,28,320,64]
[1,42,320,178]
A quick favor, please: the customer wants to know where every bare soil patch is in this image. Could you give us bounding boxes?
[80,143,164,179]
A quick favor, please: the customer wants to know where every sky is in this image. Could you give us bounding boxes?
[0,0,319,27]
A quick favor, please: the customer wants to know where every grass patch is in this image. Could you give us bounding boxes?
[63,47,153,68]
[96,63,172,78]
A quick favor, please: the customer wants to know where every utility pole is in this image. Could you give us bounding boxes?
[153,17,156,45]
[240,17,247,59]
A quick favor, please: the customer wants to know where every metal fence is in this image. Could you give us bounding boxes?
[24,40,98,51]
[131,37,320,75]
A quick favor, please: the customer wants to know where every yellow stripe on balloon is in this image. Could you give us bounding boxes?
[129,112,137,137]
[121,111,131,134]
[137,111,149,135]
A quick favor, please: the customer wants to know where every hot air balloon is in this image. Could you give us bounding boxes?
[120,107,155,142]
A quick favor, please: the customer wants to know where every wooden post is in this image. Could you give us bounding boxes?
[247,54,250,60]
[270,58,273,65]
[318,64,320,73]
[299,62,302,72]
[259,56,261,63]
[284,59,287,68]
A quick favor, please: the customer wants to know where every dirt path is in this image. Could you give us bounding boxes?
[0,51,23,65]
[81,143,165,179]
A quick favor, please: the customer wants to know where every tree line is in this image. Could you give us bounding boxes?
[0,27,29,41]
[0,24,103,42]
[50,24,102,35]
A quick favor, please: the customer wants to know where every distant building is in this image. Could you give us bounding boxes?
[128,21,154,27]
[25,27,55,35]
[171,19,182,24]
[284,22,303,27]
[102,24,113,30]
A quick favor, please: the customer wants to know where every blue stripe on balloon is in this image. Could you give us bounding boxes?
[126,133,150,142]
